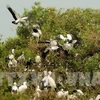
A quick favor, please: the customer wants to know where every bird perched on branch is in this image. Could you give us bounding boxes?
[35,53,41,68]
[58,34,72,42]
[39,39,60,59]
[41,71,56,90]
[39,39,70,59]
[66,34,72,41]
[17,52,25,64]
[57,89,69,98]
[5,48,15,61]
[58,34,67,41]
[63,40,77,50]
[18,82,27,93]
[11,82,18,94]
[6,5,28,24]
[32,24,42,39]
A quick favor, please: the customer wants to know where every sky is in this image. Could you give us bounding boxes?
[0,0,100,42]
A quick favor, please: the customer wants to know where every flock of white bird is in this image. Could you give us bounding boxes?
[11,81,27,94]
[10,69,100,100]
[6,48,41,71]
[7,49,17,68]
[11,70,85,100]
[5,5,100,100]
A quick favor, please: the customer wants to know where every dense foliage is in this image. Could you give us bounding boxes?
[0,2,100,100]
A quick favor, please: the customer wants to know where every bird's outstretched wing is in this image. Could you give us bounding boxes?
[6,5,20,20]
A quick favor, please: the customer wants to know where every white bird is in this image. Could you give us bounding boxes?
[7,49,15,60]
[35,53,41,68]
[50,39,59,49]
[57,89,68,98]
[47,73,56,89]
[34,85,42,100]
[32,25,42,38]
[41,71,56,90]
[44,39,59,52]
[35,54,41,64]
[32,29,42,38]
[95,94,100,100]
[8,58,17,68]
[72,89,84,96]
[7,5,28,24]
[48,71,52,76]
[58,34,67,41]
[12,58,17,67]
[41,74,49,89]
[8,60,13,68]
[39,39,60,59]
[43,70,48,76]
[36,85,42,93]
[67,89,84,100]
[89,98,94,100]
[76,89,84,95]
[17,52,25,64]
[57,89,64,98]
[8,54,14,60]
[11,82,18,94]
[18,82,27,93]
[68,94,77,100]
[12,48,15,54]
[63,40,77,50]
[66,34,72,41]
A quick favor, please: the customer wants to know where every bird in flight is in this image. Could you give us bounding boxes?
[6,5,28,24]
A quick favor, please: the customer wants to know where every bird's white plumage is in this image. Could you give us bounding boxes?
[51,46,59,50]
[11,82,18,94]
[42,75,49,87]
[48,71,52,76]
[8,57,17,68]
[59,34,67,41]
[76,89,84,95]
[38,29,42,35]
[34,85,42,100]
[8,60,13,68]
[12,49,15,54]
[18,82,27,93]
[22,17,28,20]
[89,98,94,100]
[32,29,42,38]
[68,94,77,100]
[8,54,14,60]
[66,34,72,41]
[48,39,59,51]
[11,58,17,67]
[63,40,77,50]
[48,75,56,88]
[7,5,28,24]
[43,70,48,76]
[95,94,100,100]
[57,89,64,97]
[17,52,25,64]
[15,17,28,23]
[35,55,41,63]
[57,89,68,98]
[35,85,42,96]
[42,71,56,89]
[50,39,58,46]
